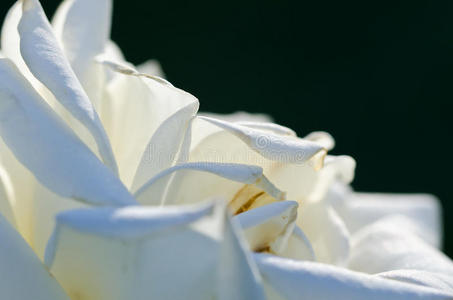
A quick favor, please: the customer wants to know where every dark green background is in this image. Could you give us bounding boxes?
[2,0,452,257]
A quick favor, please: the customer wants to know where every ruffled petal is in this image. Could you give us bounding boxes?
[45,201,264,300]
[254,254,453,299]
[19,0,118,173]
[0,214,69,300]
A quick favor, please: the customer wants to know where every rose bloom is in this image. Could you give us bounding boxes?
[0,0,452,299]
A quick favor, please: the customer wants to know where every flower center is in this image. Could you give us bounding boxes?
[228,184,279,215]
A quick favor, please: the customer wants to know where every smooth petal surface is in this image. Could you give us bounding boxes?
[99,60,199,189]
[45,202,264,300]
[52,0,111,81]
[52,0,111,110]
[298,200,351,265]
[0,214,69,300]
[0,58,134,206]
[255,254,453,300]
[134,162,284,206]
[19,0,118,173]
[348,215,453,276]
[329,183,442,248]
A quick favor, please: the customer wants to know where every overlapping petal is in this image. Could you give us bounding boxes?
[0,58,134,206]
[254,254,453,299]
[134,162,284,206]
[98,60,199,189]
[45,201,264,300]
[19,0,118,173]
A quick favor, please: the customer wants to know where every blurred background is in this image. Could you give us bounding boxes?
[2,0,452,257]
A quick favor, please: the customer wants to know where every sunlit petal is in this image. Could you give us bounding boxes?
[19,0,118,173]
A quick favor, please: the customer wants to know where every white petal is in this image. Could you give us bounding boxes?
[0,214,69,300]
[19,0,118,173]
[349,215,453,276]
[52,0,112,110]
[199,111,273,123]
[1,1,21,64]
[45,201,264,300]
[298,201,350,265]
[31,183,87,260]
[0,138,36,242]
[255,254,453,300]
[0,58,134,206]
[329,183,442,248]
[218,212,266,300]
[52,0,111,78]
[134,162,284,206]
[233,200,315,261]
[132,103,197,189]
[236,121,296,136]
[377,270,453,294]
[278,226,316,261]
[0,165,16,227]
[190,118,349,205]
[99,60,199,189]
[198,116,325,164]
[304,131,335,150]
[136,59,165,78]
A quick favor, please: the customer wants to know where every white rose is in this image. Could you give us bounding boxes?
[0,0,452,299]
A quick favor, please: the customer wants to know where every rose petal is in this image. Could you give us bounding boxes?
[349,215,453,276]
[134,162,284,206]
[98,60,199,189]
[45,201,264,300]
[298,201,350,265]
[377,270,453,294]
[0,58,134,207]
[329,183,442,248]
[254,254,453,300]
[0,214,69,300]
[198,116,325,164]
[136,59,165,78]
[198,111,273,123]
[52,0,111,81]
[233,200,315,261]
[19,0,118,174]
